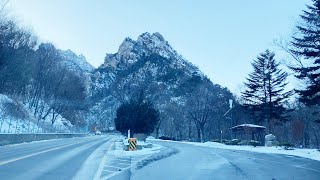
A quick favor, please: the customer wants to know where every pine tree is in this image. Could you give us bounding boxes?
[290,0,320,105]
[242,50,292,134]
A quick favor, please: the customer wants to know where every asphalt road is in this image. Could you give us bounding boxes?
[2,137,319,180]
[131,141,320,180]
[0,135,115,180]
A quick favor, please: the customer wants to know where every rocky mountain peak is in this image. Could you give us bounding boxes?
[60,49,94,73]
[117,37,136,62]
[137,32,166,45]
[136,32,175,58]
[101,32,201,77]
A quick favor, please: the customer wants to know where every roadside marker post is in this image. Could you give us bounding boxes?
[128,138,137,151]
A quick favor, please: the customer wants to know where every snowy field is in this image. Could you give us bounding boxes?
[149,138,320,161]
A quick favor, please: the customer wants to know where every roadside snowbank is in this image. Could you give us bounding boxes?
[135,147,179,169]
[184,141,320,161]
[106,138,179,171]
[107,138,164,157]
[149,138,320,161]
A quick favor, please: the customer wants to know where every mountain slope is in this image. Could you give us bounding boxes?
[0,94,72,133]
[93,32,203,96]
[60,49,94,73]
[90,32,233,139]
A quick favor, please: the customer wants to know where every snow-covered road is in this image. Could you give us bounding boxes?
[0,135,116,180]
[129,140,320,180]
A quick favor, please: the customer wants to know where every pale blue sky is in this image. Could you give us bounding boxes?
[7,0,309,94]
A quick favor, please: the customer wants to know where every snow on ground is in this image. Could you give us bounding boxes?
[149,138,320,161]
[24,100,73,133]
[0,94,73,133]
[0,94,43,133]
[0,117,42,133]
[105,137,179,175]
[107,138,164,158]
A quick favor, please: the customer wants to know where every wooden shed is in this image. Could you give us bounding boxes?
[230,124,266,145]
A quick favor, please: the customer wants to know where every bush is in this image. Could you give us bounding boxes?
[238,140,248,145]
[114,93,160,136]
[249,140,260,147]
[225,139,241,145]
[231,139,241,145]
[278,142,294,150]
[159,136,176,141]
[212,139,220,143]
[221,139,228,143]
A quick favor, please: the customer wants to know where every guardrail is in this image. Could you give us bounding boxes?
[0,133,86,146]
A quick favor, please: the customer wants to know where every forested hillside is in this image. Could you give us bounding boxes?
[0,16,91,132]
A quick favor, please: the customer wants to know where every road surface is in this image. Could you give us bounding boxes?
[130,140,320,180]
[0,135,115,180]
[1,137,320,180]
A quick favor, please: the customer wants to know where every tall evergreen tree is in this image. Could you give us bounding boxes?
[242,50,292,133]
[290,0,320,105]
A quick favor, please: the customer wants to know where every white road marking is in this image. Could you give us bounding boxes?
[0,140,88,166]
[103,169,116,172]
[104,165,124,169]
[109,161,131,166]
[93,138,116,180]
[102,154,156,179]
[112,158,131,161]
[116,157,131,160]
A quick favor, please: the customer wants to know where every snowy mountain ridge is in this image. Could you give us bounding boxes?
[102,32,201,75]
[59,49,94,73]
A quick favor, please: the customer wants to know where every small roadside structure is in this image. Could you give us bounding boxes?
[230,124,266,145]
[265,134,277,147]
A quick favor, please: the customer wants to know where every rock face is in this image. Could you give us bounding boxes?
[60,49,94,73]
[91,32,205,100]
[101,32,199,73]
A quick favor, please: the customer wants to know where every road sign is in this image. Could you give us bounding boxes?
[128,138,137,151]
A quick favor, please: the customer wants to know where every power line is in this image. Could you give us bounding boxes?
[0,0,10,14]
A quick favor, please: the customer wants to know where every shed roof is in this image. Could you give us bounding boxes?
[230,124,266,130]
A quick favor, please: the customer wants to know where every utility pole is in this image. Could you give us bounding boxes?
[223,99,233,139]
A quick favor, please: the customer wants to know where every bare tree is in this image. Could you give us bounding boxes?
[186,85,213,142]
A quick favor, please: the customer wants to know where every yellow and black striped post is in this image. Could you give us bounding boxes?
[128,138,137,151]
